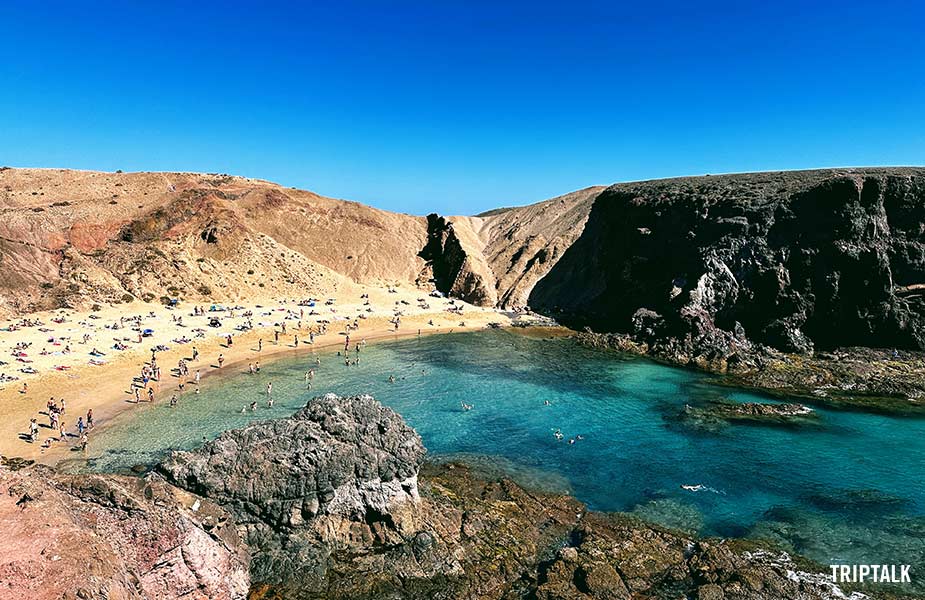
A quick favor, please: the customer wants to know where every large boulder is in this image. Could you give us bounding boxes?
[160,394,427,590]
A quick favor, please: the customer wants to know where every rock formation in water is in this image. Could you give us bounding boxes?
[532,169,925,363]
[0,462,249,600]
[153,394,864,600]
[159,393,426,590]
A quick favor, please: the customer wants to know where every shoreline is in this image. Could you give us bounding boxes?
[65,322,498,467]
[574,330,925,415]
[0,286,513,464]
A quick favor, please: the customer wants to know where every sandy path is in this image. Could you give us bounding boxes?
[0,286,510,464]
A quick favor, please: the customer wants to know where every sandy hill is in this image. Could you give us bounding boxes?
[0,168,599,316]
[0,168,436,315]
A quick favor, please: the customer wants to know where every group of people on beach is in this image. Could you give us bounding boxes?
[12,291,468,460]
[27,397,92,451]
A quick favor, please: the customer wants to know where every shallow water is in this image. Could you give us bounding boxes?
[81,329,925,583]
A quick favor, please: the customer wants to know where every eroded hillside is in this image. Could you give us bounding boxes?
[0,168,600,316]
[0,168,432,314]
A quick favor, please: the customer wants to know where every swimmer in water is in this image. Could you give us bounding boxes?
[681,484,705,492]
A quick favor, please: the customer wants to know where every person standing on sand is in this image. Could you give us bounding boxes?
[87,409,93,429]
[192,347,199,361]
[258,339,263,352]
[80,432,88,451]
[134,388,141,403]
[195,369,201,384]
[147,387,155,402]
[218,354,224,368]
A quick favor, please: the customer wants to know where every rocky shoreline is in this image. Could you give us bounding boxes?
[575,330,925,414]
[1,394,903,600]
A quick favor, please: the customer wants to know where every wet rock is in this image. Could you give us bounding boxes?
[683,401,816,427]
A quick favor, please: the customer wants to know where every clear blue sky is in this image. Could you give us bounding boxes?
[2,1,923,215]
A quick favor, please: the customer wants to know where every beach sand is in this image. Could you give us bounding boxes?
[0,285,511,464]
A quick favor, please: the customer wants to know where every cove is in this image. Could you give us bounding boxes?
[76,329,925,583]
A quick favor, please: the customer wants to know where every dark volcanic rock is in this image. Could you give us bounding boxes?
[532,169,925,363]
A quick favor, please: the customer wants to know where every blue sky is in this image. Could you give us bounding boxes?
[1,1,923,215]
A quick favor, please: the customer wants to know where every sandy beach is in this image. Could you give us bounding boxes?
[0,285,511,464]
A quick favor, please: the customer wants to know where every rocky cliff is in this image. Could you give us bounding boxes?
[531,168,925,363]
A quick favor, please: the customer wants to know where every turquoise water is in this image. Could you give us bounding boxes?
[80,329,925,582]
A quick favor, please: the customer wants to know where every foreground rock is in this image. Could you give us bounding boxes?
[158,394,869,600]
[159,393,427,593]
[0,464,249,600]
